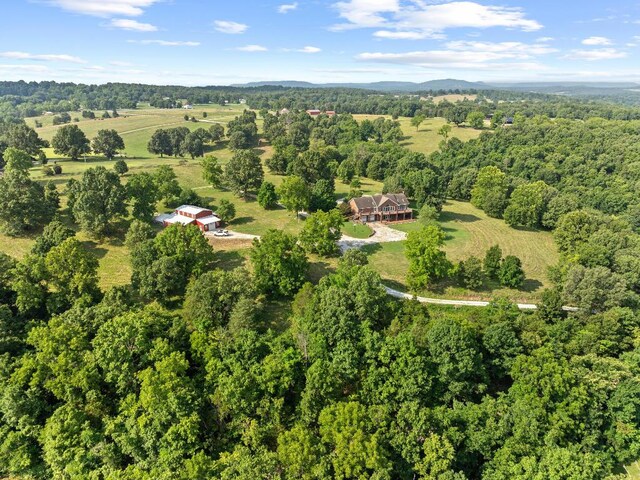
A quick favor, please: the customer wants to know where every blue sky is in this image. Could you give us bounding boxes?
[0,0,639,85]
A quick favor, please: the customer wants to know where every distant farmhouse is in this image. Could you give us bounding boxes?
[306,109,336,118]
[161,205,221,232]
[349,193,413,223]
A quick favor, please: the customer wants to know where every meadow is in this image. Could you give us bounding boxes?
[4,104,552,301]
[363,200,558,302]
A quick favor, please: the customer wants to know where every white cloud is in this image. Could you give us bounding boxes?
[357,49,546,71]
[582,36,612,46]
[298,46,321,53]
[46,0,161,17]
[110,60,134,66]
[537,36,554,43]
[446,41,556,56]
[565,48,627,61]
[332,1,542,38]
[109,18,157,31]
[0,51,85,63]
[236,44,268,52]
[214,20,248,34]
[332,0,400,30]
[374,30,442,40]
[128,40,200,46]
[278,2,298,14]
[356,40,555,70]
[0,64,51,73]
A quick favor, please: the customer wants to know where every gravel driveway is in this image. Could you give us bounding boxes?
[338,223,407,252]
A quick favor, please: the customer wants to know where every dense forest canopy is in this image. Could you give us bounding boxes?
[2,83,640,478]
[2,80,640,123]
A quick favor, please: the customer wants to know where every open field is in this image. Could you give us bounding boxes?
[364,200,558,302]
[3,105,519,301]
[430,93,478,103]
[353,114,482,155]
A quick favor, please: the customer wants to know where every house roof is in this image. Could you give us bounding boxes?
[175,205,211,216]
[196,214,221,226]
[351,193,410,211]
[164,214,196,225]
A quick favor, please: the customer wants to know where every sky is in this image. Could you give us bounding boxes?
[0,0,640,85]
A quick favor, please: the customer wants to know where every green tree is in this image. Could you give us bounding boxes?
[113,159,128,175]
[147,128,172,157]
[71,166,127,236]
[277,424,326,480]
[266,144,297,175]
[45,237,100,307]
[405,225,452,290]
[208,123,225,143]
[125,219,156,250]
[51,124,90,161]
[417,203,439,226]
[484,245,503,279]
[224,149,264,198]
[127,172,159,222]
[438,123,452,142]
[91,129,125,160]
[426,317,486,401]
[153,165,181,205]
[257,181,278,209]
[201,155,223,188]
[466,110,485,129]
[216,199,236,223]
[124,220,156,250]
[457,256,484,290]
[411,114,425,131]
[277,175,310,219]
[250,229,308,296]
[183,268,256,332]
[0,148,56,234]
[309,179,337,213]
[183,132,205,159]
[498,255,525,288]
[471,165,509,218]
[318,402,391,479]
[299,209,343,257]
[31,219,75,256]
[503,180,555,228]
[4,123,46,156]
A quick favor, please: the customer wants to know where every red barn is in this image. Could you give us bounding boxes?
[162,205,221,232]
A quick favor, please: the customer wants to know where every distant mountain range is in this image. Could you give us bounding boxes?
[232,79,640,94]
[232,79,488,92]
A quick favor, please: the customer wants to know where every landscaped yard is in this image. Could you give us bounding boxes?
[342,221,373,239]
[3,105,533,303]
[364,199,559,302]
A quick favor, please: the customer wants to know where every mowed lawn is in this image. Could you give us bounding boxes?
[5,106,489,295]
[353,114,482,155]
[364,200,559,302]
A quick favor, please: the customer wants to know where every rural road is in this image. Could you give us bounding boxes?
[385,286,579,312]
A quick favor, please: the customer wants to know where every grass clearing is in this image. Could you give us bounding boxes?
[342,221,373,239]
[365,200,558,302]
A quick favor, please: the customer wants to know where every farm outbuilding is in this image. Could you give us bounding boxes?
[162,205,221,232]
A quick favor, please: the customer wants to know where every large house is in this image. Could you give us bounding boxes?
[162,205,221,232]
[349,193,413,223]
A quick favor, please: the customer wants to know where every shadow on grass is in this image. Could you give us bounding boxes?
[215,250,247,271]
[361,243,383,255]
[81,242,109,260]
[307,261,336,284]
[231,216,255,226]
[522,278,544,293]
[440,211,480,223]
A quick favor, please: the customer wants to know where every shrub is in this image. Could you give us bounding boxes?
[498,255,525,289]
